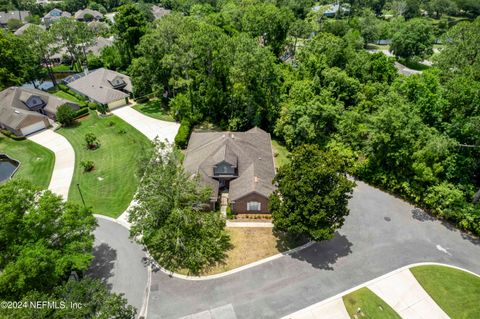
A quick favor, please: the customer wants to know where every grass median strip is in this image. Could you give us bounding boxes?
[410,265,480,319]
[58,111,152,217]
[343,287,401,319]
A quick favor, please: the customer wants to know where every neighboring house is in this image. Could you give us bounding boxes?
[184,127,276,214]
[14,23,45,36]
[85,36,113,56]
[42,8,71,26]
[312,3,349,17]
[0,87,79,136]
[74,9,103,22]
[0,10,30,28]
[67,68,132,109]
[151,5,171,20]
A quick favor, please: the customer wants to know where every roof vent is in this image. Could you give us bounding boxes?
[254,176,259,183]
[14,110,20,114]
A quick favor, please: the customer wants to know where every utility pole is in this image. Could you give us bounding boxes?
[77,183,86,208]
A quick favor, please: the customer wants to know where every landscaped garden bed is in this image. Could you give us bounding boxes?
[177,228,307,276]
[0,133,54,188]
[58,111,152,217]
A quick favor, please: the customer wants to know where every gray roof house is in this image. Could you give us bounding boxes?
[0,10,30,28]
[14,23,45,36]
[0,87,79,136]
[67,68,132,109]
[184,127,276,214]
[42,8,72,26]
[152,5,171,20]
[74,9,103,22]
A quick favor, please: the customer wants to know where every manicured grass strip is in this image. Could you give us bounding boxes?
[0,134,54,188]
[271,139,290,169]
[411,265,480,319]
[52,90,86,107]
[133,100,175,122]
[58,111,152,218]
[343,287,401,319]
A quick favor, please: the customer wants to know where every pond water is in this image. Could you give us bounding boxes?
[22,72,78,91]
[0,155,19,183]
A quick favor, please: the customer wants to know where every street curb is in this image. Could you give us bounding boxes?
[156,240,315,281]
[281,262,480,318]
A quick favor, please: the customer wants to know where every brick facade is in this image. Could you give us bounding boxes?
[231,192,270,214]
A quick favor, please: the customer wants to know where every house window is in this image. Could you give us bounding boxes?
[247,201,261,211]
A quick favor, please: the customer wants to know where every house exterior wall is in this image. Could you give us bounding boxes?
[108,97,128,110]
[231,192,270,214]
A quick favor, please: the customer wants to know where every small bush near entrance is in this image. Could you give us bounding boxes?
[85,133,99,150]
[88,102,98,110]
[81,160,95,172]
[97,104,109,114]
[57,104,77,127]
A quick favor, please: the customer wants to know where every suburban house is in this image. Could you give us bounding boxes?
[74,9,103,22]
[184,127,276,214]
[152,5,171,20]
[67,68,132,109]
[42,8,72,26]
[0,10,30,28]
[14,23,45,36]
[0,87,79,136]
[312,3,349,17]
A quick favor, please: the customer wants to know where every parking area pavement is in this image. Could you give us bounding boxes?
[112,105,180,143]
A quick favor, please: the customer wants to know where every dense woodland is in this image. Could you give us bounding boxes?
[1,0,479,235]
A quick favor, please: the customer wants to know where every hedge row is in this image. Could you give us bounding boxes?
[74,107,89,119]
[0,129,26,140]
[174,120,192,149]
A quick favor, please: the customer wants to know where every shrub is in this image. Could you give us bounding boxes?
[0,129,26,140]
[58,84,69,92]
[226,206,234,219]
[56,104,77,127]
[74,107,89,118]
[85,133,99,150]
[97,103,109,114]
[135,96,149,104]
[107,120,116,127]
[81,160,95,172]
[117,128,126,134]
[174,119,192,149]
[88,102,98,110]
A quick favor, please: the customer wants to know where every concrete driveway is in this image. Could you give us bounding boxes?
[28,129,75,199]
[112,105,180,143]
[146,180,480,319]
[88,217,149,314]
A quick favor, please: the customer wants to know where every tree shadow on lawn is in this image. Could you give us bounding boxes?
[137,100,168,114]
[86,243,117,289]
[287,232,353,271]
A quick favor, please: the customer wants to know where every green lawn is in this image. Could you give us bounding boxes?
[133,100,175,122]
[0,134,54,188]
[343,287,401,319]
[58,111,152,217]
[411,265,480,319]
[271,139,290,169]
[398,58,431,71]
[52,90,86,107]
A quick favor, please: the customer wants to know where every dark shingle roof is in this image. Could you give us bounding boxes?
[184,127,276,202]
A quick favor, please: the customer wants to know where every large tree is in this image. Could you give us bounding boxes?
[0,180,97,299]
[113,3,149,65]
[0,278,136,319]
[270,145,355,241]
[390,18,434,61]
[129,140,230,274]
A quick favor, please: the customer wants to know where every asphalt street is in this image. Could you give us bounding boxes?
[147,180,480,319]
[88,218,149,312]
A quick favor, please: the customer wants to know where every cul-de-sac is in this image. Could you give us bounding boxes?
[0,1,479,318]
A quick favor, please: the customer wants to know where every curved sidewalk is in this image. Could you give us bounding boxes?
[28,129,75,199]
[284,263,477,319]
[112,105,180,143]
